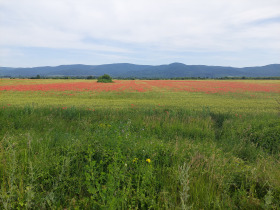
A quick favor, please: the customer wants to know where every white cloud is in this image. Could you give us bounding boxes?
[0,0,280,66]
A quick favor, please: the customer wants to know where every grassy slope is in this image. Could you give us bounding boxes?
[0,79,280,209]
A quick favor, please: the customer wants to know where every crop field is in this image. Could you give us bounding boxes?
[1,79,279,113]
[0,79,280,209]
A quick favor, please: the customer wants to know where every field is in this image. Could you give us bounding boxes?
[0,79,280,209]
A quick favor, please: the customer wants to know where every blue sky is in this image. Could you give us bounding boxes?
[1,0,280,67]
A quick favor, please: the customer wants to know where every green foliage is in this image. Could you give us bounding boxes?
[0,79,279,208]
[30,74,42,79]
[97,74,113,83]
[86,75,96,80]
[0,106,280,209]
[245,120,280,154]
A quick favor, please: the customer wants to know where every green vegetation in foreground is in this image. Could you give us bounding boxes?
[0,106,280,209]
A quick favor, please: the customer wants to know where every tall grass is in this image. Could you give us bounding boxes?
[0,106,279,209]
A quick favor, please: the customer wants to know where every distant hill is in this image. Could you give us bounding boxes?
[0,63,279,78]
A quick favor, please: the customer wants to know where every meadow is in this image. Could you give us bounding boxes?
[0,79,280,209]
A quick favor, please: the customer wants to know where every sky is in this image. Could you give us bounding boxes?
[0,0,280,67]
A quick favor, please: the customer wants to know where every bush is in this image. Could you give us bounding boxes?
[250,124,280,154]
[97,74,113,83]
[86,75,96,80]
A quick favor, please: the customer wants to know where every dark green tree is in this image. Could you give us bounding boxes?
[97,74,113,83]
[87,75,95,80]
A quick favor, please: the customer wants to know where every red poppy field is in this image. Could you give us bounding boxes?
[1,79,279,94]
[1,79,279,113]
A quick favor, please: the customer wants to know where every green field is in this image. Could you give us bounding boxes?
[0,79,280,209]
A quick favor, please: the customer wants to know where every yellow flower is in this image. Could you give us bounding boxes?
[98,123,111,128]
[146,158,151,163]
[133,158,138,163]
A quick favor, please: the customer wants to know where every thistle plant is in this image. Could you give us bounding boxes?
[178,163,192,210]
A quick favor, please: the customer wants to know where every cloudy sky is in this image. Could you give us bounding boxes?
[1,0,280,67]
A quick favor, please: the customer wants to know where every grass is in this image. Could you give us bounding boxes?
[1,90,278,114]
[0,79,280,209]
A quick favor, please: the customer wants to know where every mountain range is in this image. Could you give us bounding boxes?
[0,63,279,78]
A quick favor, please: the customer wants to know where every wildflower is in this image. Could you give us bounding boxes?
[133,158,138,163]
[146,158,151,163]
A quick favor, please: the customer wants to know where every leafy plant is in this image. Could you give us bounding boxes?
[97,74,113,83]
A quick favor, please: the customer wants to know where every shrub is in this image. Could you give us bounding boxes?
[97,74,113,83]
[86,75,96,80]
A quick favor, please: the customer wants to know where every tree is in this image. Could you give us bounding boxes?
[87,75,95,80]
[97,74,113,83]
